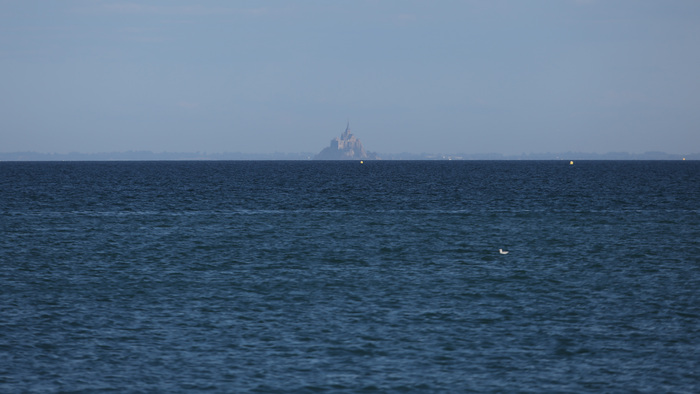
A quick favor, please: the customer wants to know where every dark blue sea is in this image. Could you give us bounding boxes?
[1,161,699,392]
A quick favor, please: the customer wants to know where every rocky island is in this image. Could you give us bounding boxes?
[314,123,380,160]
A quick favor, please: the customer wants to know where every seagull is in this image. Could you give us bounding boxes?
[499,249,509,255]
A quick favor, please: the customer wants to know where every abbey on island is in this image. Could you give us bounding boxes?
[314,123,380,160]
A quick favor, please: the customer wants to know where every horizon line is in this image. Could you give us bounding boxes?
[1,150,697,161]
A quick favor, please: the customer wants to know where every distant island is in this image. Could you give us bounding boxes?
[314,122,380,160]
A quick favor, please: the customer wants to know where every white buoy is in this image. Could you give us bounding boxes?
[499,249,509,255]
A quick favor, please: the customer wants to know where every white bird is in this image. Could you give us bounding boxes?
[499,249,509,255]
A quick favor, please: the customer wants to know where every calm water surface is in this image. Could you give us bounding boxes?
[1,161,699,392]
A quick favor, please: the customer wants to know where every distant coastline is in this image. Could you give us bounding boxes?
[1,151,697,161]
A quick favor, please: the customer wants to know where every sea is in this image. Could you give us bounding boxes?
[1,160,698,392]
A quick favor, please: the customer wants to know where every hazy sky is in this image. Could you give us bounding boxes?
[2,0,699,155]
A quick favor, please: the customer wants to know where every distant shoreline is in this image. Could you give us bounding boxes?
[0,151,697,161]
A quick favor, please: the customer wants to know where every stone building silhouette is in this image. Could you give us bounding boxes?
[314,123,380,160]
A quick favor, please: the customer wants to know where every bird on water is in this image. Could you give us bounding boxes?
[499,249,509,255]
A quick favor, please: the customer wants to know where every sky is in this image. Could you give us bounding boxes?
[1,0,699,155]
